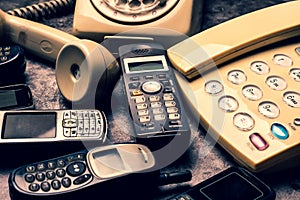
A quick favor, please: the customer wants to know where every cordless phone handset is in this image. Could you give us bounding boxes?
[168,1,300,79]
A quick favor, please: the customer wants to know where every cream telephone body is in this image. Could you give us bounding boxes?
[72,0,203,42]
[168,1,300,172]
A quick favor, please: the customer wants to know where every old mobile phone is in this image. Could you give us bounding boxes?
[9,144,155,200]
[0,84,34,110]
[168,167,276,200]
[0,109,107,144]
[118,42,190,147]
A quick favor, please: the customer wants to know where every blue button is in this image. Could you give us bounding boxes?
[271,123,289,140]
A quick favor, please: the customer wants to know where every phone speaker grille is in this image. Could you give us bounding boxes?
[131,48,150,55]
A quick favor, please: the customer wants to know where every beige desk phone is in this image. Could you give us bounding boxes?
[168,1,300,172]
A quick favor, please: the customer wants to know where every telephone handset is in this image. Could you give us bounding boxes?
[0,9,119,109]
[167,1,300,172]
[72,0,203,42]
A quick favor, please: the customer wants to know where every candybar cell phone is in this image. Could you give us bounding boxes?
[0,109,107,144]
[9,144,155,200]
[168,167,276,200]
[118,42,190,146]
[167,1,300,172]
[0,84,34,110]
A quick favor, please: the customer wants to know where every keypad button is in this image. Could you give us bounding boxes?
[154,114,166,121]
[153,108,164,114]
[205,80,223,95]
[46,171,56,180]
[132,89,143,96]
[167,107,179,113]
[273,54,293,67]
[29,183,40,192]
[163,93,174,101]
[36,172,46,181]
[135,96,146,103]
[142,81,162,94]
[57,159,66,167]
[271,123,289,140]
[169,113,181,120]
[258,101,280,118]
[227,70,247,84]
[41,182,51,192]
[294,118,300,126]
[51,180,61,190]
[218,96,238,112]
[66,162,86,177]
[128,82,140,89]
[242,85,263,101]
[165,101,176,107]
[289,68,300,82]
[26,166,36,173]
[250,61,270,75]
[283,91,300,108]
[47,161,56,170]
[73,174,92,185]
[62,177,72,188]
[233,113,255,131]
[151,102,162,108]
[37,163,46,171]
[25,174,35,183]
[149,95,160,102]
[56,168,66,177]
[137,109,149,116]
[249,133,269,151]
[139,116,151,123]
[136,103,148,110]
[266,76,287,91]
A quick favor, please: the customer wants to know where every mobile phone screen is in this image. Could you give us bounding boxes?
[2,112,56,139]
[199,172,263,200]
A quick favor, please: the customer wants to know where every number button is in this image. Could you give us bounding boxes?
[242,85,263,101]
[250,61,270,75]
[227,70,247,84]
[290,68,300,82]
[266,76,287,91]
[136,103,148,110]
[273,54,293,67]
[205,80,223,95]
[283,92,300,108]
[218,96,238,112]
[233,113,255,131]
[258,101,280,118]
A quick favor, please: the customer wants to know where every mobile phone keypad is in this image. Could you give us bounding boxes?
[19,153,92,193]
[62,110,104,138]
[128,73,183,135]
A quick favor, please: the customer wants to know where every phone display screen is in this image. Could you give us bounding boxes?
[0,90,18,109]
[2,112,56,139]
[199,172,263,199]
[128,60,164,72]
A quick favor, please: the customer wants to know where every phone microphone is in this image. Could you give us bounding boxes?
[0,9,119,109]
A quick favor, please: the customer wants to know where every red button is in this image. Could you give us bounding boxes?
[249,133,269,151]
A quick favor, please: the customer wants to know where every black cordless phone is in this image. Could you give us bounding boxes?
[118,42,190,148]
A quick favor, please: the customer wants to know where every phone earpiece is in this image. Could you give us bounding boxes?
[0,9,119,109]
[56,39,120,110]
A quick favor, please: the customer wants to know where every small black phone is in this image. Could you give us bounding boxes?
[118,42,190,148]
[9,144,156,200]
[168,167,276,200]
[0,84,34,110]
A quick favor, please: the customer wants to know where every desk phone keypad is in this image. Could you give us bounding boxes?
[16,152,92,194]
[128,73,183,135]
[62,110,104,138]
[176,39,300,171]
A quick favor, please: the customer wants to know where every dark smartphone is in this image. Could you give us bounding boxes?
[168,167,276,200]
[0,84,34,110]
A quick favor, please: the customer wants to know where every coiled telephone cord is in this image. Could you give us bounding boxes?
[7,0,76,21]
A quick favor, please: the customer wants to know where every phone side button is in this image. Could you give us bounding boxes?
[249,133,269,151]
[73,174,92,185]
